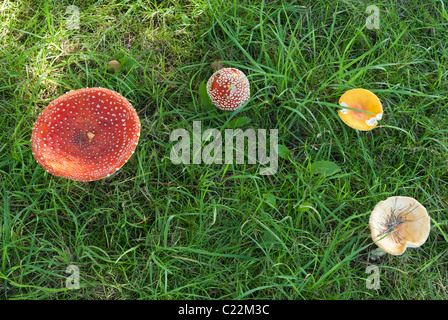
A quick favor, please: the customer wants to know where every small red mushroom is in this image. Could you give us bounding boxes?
[206,68,250,111]
[31,87,140,182]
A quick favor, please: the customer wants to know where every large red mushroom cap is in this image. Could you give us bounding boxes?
[206,68,250,111]
[31,87,140,182]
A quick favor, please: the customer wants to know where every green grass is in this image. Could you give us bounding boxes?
[1,0,448,299]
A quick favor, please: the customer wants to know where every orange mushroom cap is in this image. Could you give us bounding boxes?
[31,87,140,181]
[206,68,250,111]
[338,88,383,131]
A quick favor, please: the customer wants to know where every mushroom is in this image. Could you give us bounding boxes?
[369,196,430,255]
[107,60,120,73]
[206,68,250,111]
[31,87,140,182]
[338,88,383,131]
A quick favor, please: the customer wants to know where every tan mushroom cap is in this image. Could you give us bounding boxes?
[206,68,250,111]
[338,88,383,131]
[107,60,120,73]
[31,87,140,181]
[369,196,430,255]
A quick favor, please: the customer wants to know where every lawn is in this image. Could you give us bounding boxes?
[1,0,448,300]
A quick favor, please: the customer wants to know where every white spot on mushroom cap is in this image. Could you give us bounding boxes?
[366,113,383,127]
[365,117,378,126]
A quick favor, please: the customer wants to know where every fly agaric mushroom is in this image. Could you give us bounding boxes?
[338,88,383,131]
[206,68,250,111]
[31,87,140,182]
[369,196,430,255]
